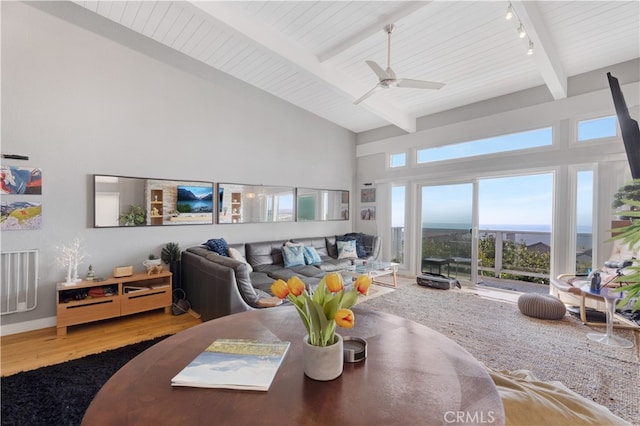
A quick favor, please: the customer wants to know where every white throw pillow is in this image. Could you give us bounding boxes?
[337,240,357,259]
[228,247,253,272]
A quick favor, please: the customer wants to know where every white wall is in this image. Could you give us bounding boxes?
[1,2,355,333]
[354,60,640,278]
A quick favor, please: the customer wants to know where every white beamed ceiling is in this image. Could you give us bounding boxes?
[74,1,640,134]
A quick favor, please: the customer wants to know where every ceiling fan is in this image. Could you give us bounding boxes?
[353,24,445,105]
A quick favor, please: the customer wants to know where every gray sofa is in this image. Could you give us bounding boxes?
[182,234,381,321]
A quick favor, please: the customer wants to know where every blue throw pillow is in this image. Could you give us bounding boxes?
[204,238,229,257]
[281,245,305,268]
[303,246,322,265]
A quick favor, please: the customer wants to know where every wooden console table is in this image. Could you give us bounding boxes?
[83,306,504,425]
[57,271,172,336]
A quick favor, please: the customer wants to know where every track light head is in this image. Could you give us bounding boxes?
[527,40,534,55]
[506,3,513,20]
[518,24,526,38]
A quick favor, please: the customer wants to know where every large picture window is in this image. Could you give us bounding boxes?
[575,170,594,274]
[391,185,406,264]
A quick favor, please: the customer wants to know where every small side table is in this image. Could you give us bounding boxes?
[580,285,634,349]
[423,257,450,275]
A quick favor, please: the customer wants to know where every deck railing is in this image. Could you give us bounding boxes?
[390,227,591,284]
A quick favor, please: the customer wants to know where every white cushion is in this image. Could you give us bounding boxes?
[337,240,357,259]
[488,367,630,425]
[228,247,253,272]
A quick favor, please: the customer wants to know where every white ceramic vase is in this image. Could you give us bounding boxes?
[302,333,343,381]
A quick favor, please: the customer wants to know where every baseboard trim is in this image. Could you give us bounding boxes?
[1,316,56,336]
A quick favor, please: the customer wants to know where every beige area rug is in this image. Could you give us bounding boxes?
[355,283,393,304]
[358,282,640,424]
[355,274,416,304]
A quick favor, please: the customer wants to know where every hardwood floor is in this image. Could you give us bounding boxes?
[1,309,202,377]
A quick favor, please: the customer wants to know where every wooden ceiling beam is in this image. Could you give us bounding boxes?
[187,1,417,133]
[512,1,567,99]
[317,2,432,63]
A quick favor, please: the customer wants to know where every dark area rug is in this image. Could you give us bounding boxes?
[1,336,167,426]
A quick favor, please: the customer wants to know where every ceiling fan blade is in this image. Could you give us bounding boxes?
[396,79,445,90]
[366,61,388,80]
[353,83,383,105]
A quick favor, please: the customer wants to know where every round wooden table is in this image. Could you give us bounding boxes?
[83,307,504,425]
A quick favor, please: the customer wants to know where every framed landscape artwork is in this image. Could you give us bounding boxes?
[361,188,376,203]
[361,207,375,221]
[1,200,42,230]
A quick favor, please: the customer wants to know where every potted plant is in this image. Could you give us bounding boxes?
[270,272,371,381]
[162,242,182,289]
[143,253,162,270]
[612,179,640,219]
[119,205,146,226]
[610,198,640,313]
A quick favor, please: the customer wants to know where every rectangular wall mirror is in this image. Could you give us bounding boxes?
[296,188,349,221]
[94,175,214,227]
[218,183,294,224]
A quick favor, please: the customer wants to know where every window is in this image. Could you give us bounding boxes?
[577,116,617,141]
[575,171,593,274]
[478,173,553,281]
[391,185,405,264]
[390,153,406,168]
[417,127,552,164]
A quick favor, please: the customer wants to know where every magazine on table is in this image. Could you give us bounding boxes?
[171,338,290,391]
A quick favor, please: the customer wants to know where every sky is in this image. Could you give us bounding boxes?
[391,116,615,230]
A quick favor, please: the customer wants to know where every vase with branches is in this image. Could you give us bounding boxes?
[56,238,85,285]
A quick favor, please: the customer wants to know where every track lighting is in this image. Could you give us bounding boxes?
[504,2,533,56]
[505,3,513,20]
[517,24,526,38]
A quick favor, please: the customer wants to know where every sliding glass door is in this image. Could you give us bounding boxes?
[420,182,477,285]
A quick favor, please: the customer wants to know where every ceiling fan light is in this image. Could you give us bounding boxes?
[518,24,526,38]
[527,40,534,55]
[505,3,513,20]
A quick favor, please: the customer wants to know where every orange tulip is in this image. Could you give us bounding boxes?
[354,275,372,295]
[334,309,355,329]
[287,276,306,296]
[325,272,344,293]
[271,279,290,299]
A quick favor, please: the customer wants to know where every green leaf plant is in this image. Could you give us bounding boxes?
[609,198,640,312]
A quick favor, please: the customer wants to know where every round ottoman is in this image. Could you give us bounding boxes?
[517,294,566,320]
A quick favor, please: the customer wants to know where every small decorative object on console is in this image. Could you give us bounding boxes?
[55,238,85,286]
[85,265,95,281]
[144,254,163,275]
[113,265,133,278]
[146,264,164,275]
